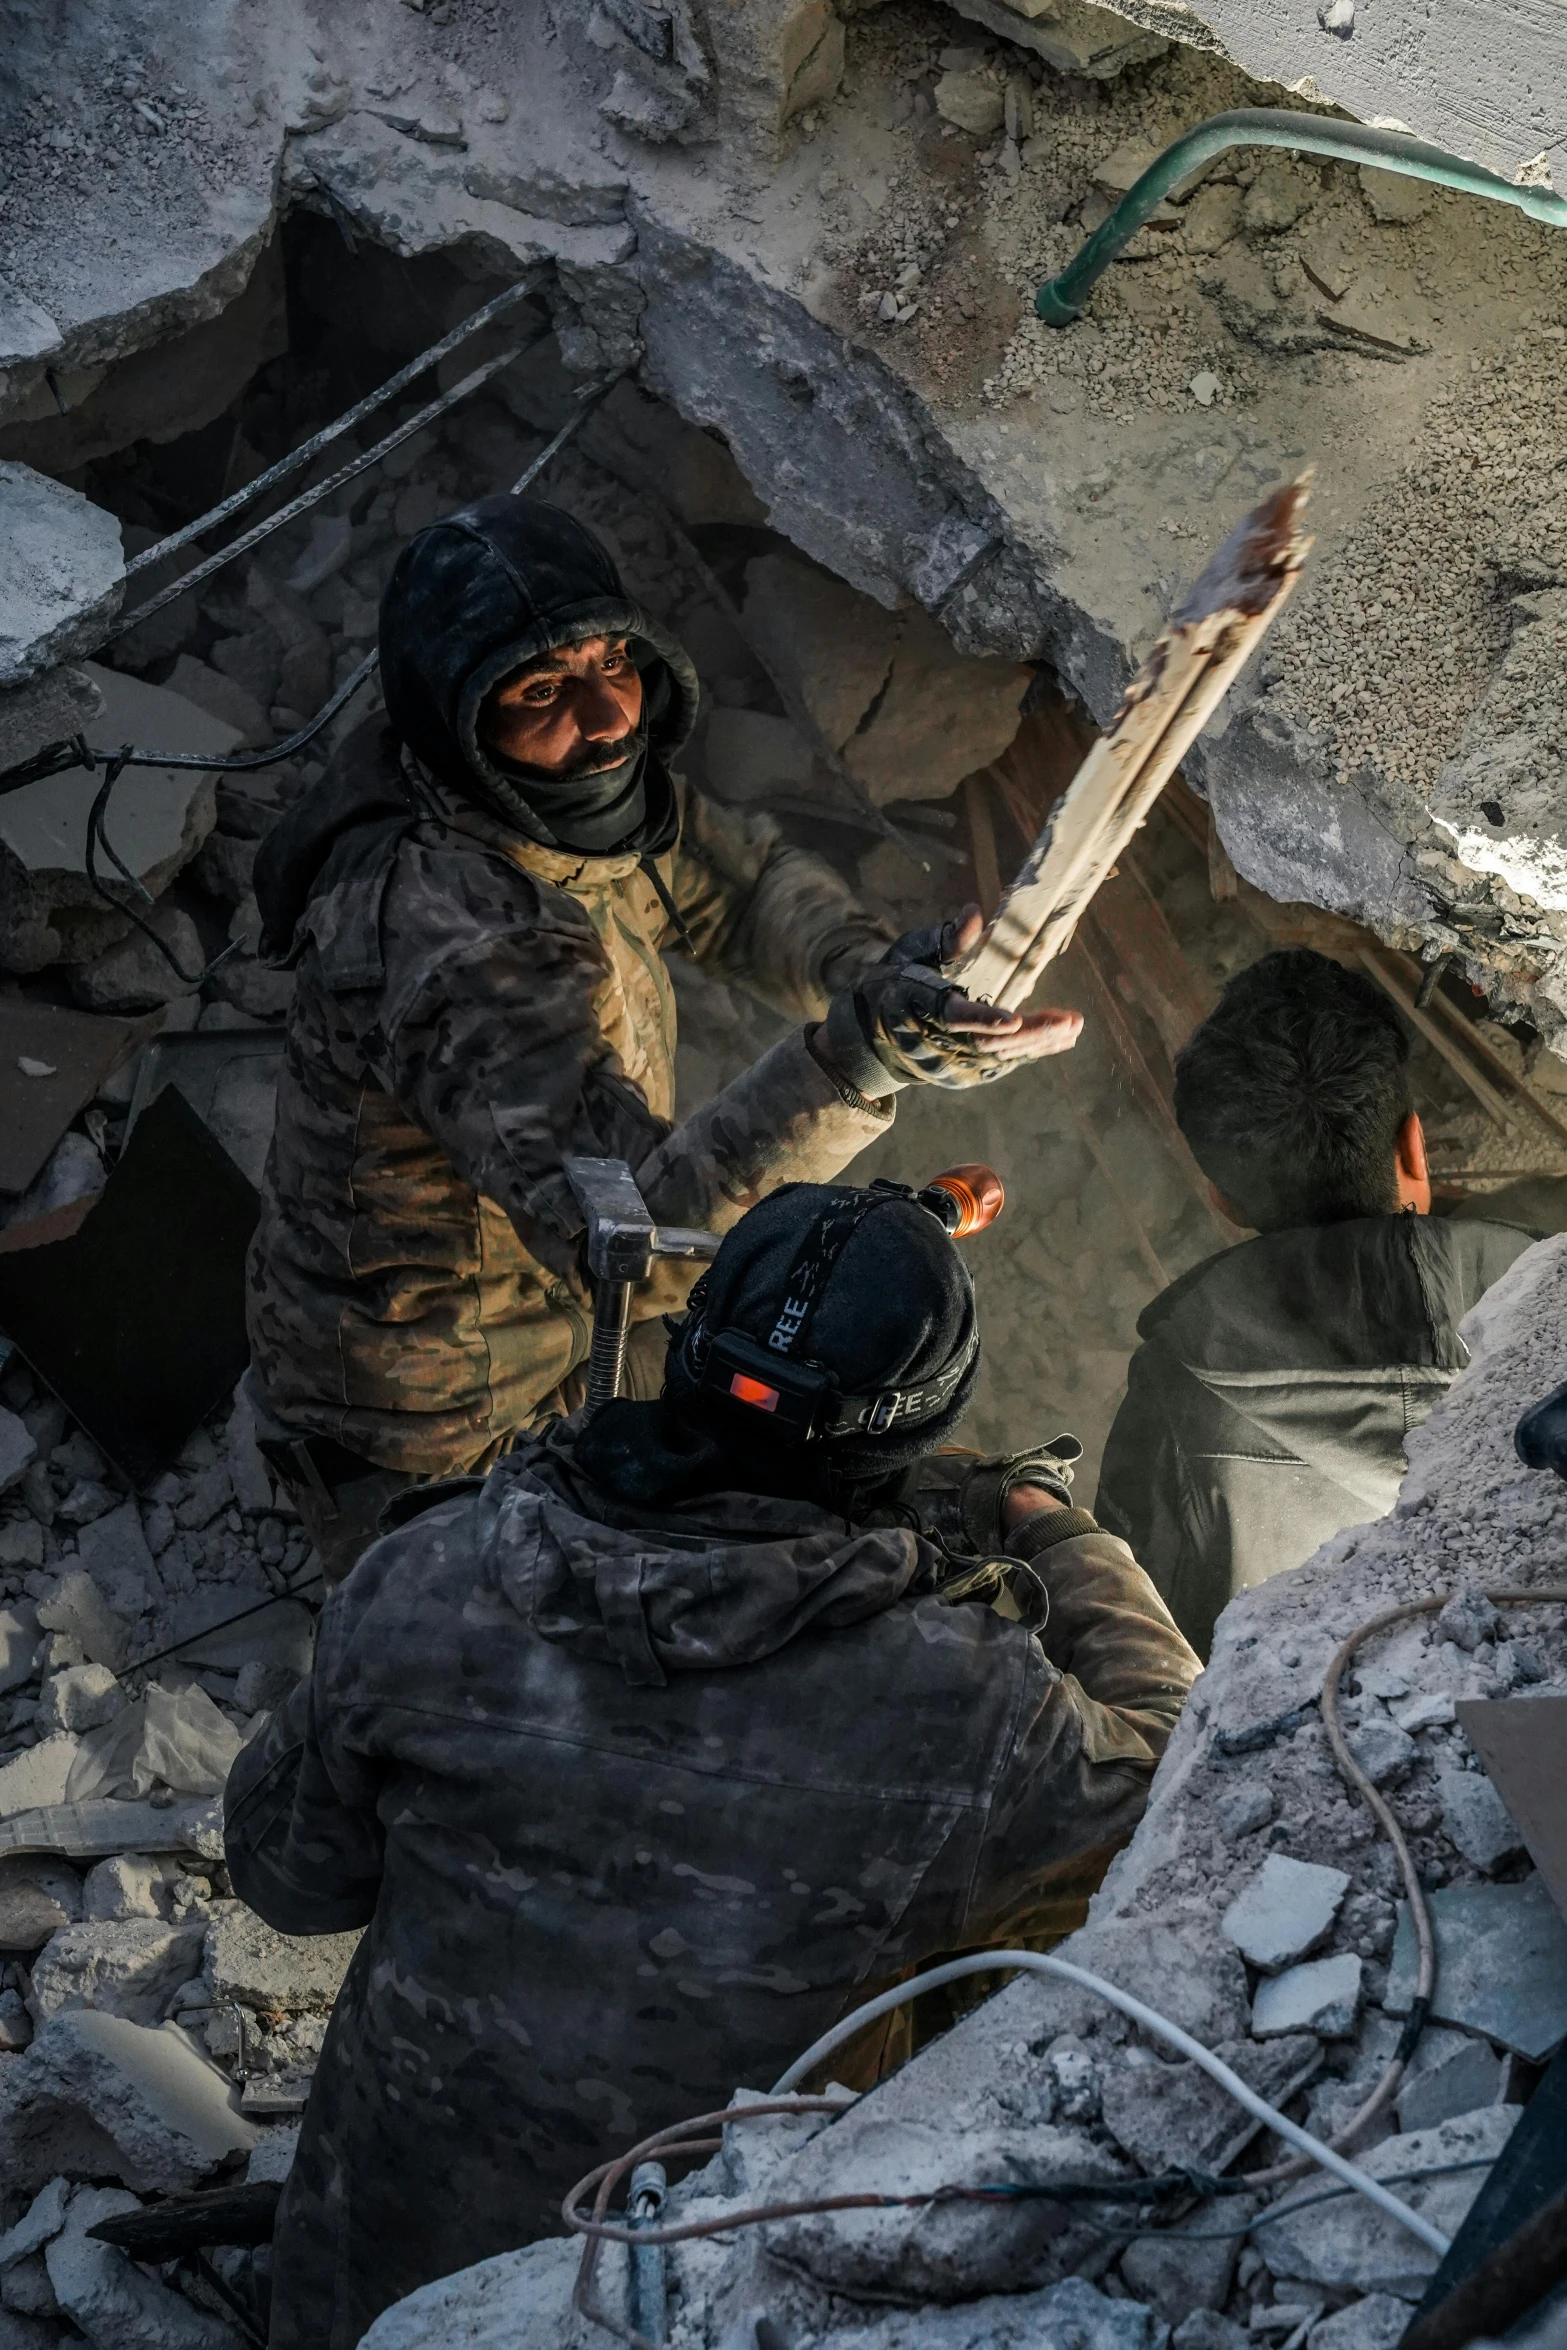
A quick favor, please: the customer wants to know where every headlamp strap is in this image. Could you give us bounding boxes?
[762,1190,886,1365]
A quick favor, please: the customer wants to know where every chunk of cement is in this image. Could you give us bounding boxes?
[0,1736,80,1819]
[1252,1953,1363,2038]
[70,903,205,1012]
[45,2182,236,2350]
[1222,1853,1351,1971]
[82,1853,174,1924]
[1101,2034,1319,2174]
[0,1410,36,1495]
[1385,1876,1567,2060]
[1437,1763,1524,1872]
[0,465,124,688]
[761,2115,1131,2302]
[73,1501,160,1622]
[37,1662,124,1736]
[1346,1716,1417,1785]
[0,1602,41,1696]
[0,1795,221,1865]
[204,1907,363,2013]
[245,2122,300,2184]
[0,2010,258,2193]
[0,2178,69,2271]
[1396,2029,1505,2133]
[0,1858,77,1955]
[36,1568,131,1671]
[1307,2295,1412,2350]
[1257,2101,1518,2296]
[29,1917,205,2027]
[354,2235,594,2350]
[1121,2193,1256,2322]
[934,69,1004,136]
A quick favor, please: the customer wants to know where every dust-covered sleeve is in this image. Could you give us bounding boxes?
[661,778,893,1019]
[224,1670,385,1937]
[371,838,893,1267]
[956,1523,1201,1941]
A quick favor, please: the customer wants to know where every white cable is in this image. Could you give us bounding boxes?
[769,1949,1450,2257]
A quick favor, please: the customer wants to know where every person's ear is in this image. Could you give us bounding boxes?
[1207,1181,1250,1232]
[1395,1110,1432,1215]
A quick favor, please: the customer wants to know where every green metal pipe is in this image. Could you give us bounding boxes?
[1036,107,1567,325]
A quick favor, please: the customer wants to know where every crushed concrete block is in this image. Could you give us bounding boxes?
[36,1567,131,1670]
[37,1662,124,1735]
[0,1603,40,1695]
[0,1412,36,1496]
[1359,164,1432,224]
[0,2250,57,2317]
[70,903,205,1012]
[762,2115,1131,2302]
[82,1853,175,1924]
[244,2122,300,2184]
[1346,1715,1417,1786]
[0,2179,68,2272]
[1386,1876,1567,2060]
[1252,1954,1362,2038]
[0,1855,79,1953]
[1101,2035,1318,2174]
[352,2234,588,2350]
[1223,1854,1350,1971]
[0,464,124,688]
[1306,2295,1411,2350]
[1215,1783,1274,1839]
[0,2010,258,2193]
[1120,2193,1256,2321]
[74,1501,160,1622]
[1258,2102,1518,2297]
[1392,1691,1454,1732]
[0,1736,80,1819]
[1436,1763,1524,1871]
[1396,2029,1505,2133]
[1434,1583,1502,1652]
[45,2182,237,2350]
[934,69,1004,136]
[204,1907,363,2013]
[29,1918,205,2027]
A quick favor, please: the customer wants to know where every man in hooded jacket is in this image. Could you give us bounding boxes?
[226,1176,1200,2350]
[247,498,1079,1577]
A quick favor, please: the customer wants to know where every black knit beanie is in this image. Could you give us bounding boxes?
[575,1182,980,1512]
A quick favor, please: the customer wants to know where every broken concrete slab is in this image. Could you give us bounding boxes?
[1099,2034,1318,2174]
[1395,2028,1507,2134]
[0,1796,222,1867]
[36,1569,131,1673]
[69,904,206,1012]
[1455,1696,1567,1923]
[0,1860,77,1957]
[1257,2101,1518,2298]
[1222,1854,1350,1972]
[204,1908,363,2014]
[0,2179,69,2273]
[0,465,123,688]
[29,1918,206,2028]
[0,1737,80,1820]
[244,2122,300,2185]
[72,1502,160,1624]
[1252,1954,1362,2039]
[1386,1876,1567,2061]
[45,2182,238,2350]
[0,2011,258,2194]
[354,2234,582,2350]
[1436,1762,1524,1873]
[36,1662,125,1736]
[1120,2193,1255,2324]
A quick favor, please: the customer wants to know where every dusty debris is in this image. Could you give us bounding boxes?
[0,2010,258,2195]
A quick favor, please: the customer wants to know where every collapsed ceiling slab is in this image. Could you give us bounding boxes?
[1,0,1565,1047]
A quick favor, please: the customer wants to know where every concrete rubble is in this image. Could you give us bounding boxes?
[368,1230,1567,2346]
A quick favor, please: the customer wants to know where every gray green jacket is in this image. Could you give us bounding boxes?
[1094,1214,1534,1658]
[224,1430,1199,2350]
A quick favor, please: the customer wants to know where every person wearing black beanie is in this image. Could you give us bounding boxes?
[244,494,1082,1584]
[228,1181,1201,2350]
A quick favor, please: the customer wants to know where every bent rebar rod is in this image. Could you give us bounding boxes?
[1037,108,1567,325]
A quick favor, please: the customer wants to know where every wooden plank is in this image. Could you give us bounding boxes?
[1091,858,1215,1059]
[1357,949,1516,1132]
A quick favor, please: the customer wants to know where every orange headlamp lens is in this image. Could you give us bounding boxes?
[729,1372,780,1412]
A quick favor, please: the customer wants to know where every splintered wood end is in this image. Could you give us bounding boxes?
[1173,473,1314,625]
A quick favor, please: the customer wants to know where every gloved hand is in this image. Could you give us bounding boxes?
[912,1438,1084,1555]
[819,905,1083,1095]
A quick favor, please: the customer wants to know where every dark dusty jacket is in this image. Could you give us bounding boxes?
[224,1433,1200,2350]
[246,500,892,1477]
[1094,1213,1534,1658]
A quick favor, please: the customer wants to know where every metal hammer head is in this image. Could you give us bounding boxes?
[563,1157,722,1284]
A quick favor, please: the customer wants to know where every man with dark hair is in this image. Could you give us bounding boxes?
[1095,947,1533,1656]
[226,1178,1199,2350]
[246,497,1079,1579]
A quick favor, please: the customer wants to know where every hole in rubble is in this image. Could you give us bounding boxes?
[4,212,1567,1490]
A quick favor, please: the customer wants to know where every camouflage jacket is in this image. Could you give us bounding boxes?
[247,730,893,1475]
[226,1429,1199,2350]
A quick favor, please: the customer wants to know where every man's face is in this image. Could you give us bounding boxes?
[480,636,644,776]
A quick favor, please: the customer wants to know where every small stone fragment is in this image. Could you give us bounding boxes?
[37,1662,124,1736]
[1435,1583,1502,1652]
[36,1568,131,1671]
[1436,1764,1523,1872]
[0,1988,33,2051]
[46,2181,237,2349]
[82,1853,172,1924]
[0,1735,81,1819]
[204,1906,363,2013]
[1190,371,1220,407]
[0,1523,44,1571]
[1252,1953,1362,2038]
[1392,1690,1453,1733]
[0,2177,69,2271]
[1243,161,1318,234]
[1346,1716,1416,1786]
[1216,1783,1274,1838]
[74,1501,159,1621]
[1386,1876,1567,2060]
[934,70,1004,137]
[29,1918,206,2027]
[1223,1853,1350,1971]
[0,1858,78,1955]
[0,1601,41,1694]
[1359,165,1432,224]
[1396,2030,1505,2132]
[1173,2318,1250,2350]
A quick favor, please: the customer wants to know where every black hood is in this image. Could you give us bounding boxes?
[378,495,698,850]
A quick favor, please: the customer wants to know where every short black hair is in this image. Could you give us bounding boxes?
[1173,949,1413,1231]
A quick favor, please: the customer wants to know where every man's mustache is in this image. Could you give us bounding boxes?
[506,728,642,785]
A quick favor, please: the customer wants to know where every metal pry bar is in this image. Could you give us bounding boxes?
[564,1157,719,1415]
[952,476,1313,1012]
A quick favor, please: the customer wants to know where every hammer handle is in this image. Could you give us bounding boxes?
[586,1278,635,1415]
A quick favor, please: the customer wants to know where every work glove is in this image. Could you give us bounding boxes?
[912,1438,1085,1555]
[819,906,1083,1095]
